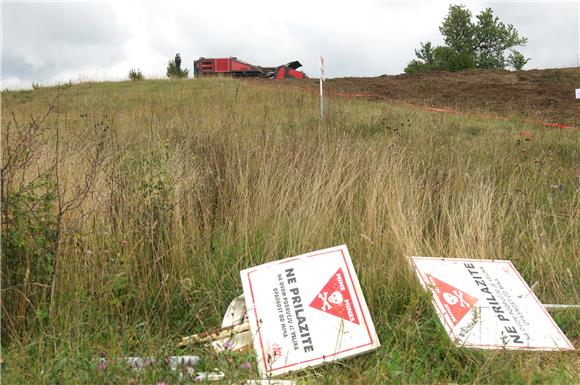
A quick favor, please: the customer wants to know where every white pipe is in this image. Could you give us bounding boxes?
[320,56,324,120]
[543,304,580,310]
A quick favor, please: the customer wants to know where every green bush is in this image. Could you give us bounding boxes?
[128,68,145,81]
[508,51,530,70]
[2,174,59,341]
[166,60,188,79]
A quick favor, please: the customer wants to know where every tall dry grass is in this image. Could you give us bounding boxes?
[1,78,578,384]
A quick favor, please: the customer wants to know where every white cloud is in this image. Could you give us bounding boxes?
[1,0,578,89]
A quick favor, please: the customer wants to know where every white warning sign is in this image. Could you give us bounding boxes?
[241,245,380,377]
[409,257,574,351]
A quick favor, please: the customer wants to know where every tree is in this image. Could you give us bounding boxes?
[166,60,189,79]
[439,5,475,56]
[473,8,528,69]
[405,4,529,73]
[415,42,435,65]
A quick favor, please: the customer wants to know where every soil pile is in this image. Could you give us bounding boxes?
[297,67,580,126]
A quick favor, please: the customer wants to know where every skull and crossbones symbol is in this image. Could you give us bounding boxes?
[318,290,344,311]
[443,290,469,308]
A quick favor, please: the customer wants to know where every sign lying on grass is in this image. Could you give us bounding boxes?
[409,257,574,351]
[241,245,380,377]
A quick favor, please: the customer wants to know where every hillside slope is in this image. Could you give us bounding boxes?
[295,67,580,126]
[1,79,579,384]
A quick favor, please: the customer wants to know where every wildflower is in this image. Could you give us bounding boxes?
[241,361,251,370]
[223,339,234,350]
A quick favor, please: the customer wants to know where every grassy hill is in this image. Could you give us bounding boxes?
[1,78,579,384]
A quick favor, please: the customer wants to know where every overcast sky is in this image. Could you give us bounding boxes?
[1,0,579,89]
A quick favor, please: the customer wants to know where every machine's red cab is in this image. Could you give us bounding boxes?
[194,57,262,77]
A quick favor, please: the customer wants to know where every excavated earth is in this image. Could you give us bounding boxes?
[291,67,580,127]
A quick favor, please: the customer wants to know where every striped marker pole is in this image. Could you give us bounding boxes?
[320,55,325,120]
[543,304,580,310]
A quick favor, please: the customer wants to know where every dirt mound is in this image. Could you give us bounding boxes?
[297,67,580,126]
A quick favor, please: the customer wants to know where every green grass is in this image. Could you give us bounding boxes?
[1,78,579,384]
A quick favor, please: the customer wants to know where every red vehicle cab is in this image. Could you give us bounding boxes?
[194,57,263,77]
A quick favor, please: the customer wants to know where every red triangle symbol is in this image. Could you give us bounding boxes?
[427,274,478,327]
[309,268,359,324]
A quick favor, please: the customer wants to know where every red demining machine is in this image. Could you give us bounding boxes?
[193,57,305,80]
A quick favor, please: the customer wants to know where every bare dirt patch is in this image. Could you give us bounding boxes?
[292,67,580,126]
